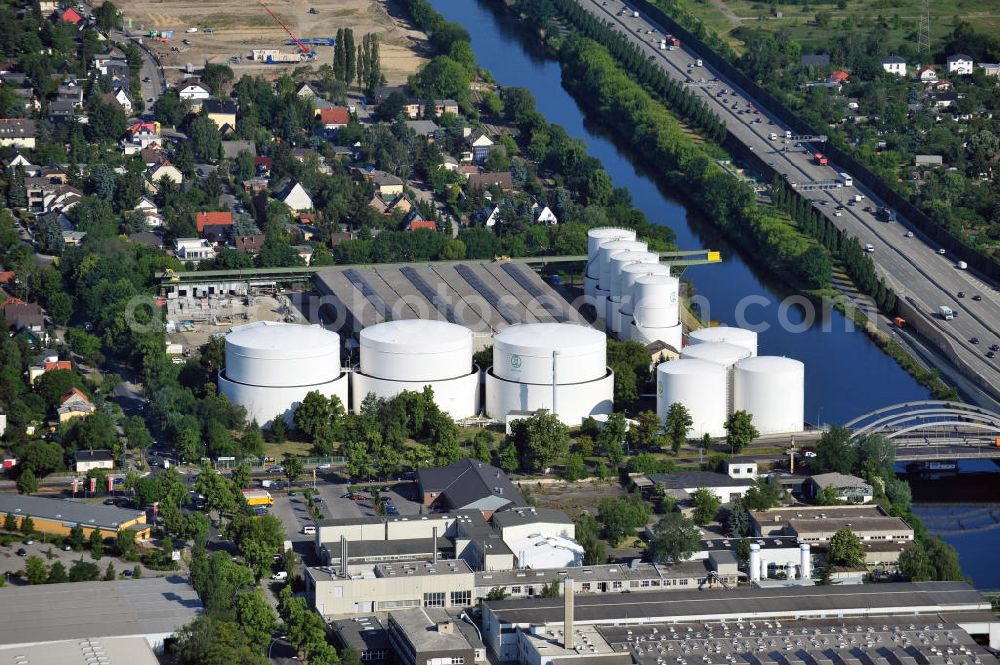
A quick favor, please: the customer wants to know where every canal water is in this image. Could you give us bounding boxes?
[427,0,928,424]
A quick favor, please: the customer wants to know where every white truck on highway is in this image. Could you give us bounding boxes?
[632,10,639,17]
[956,261,968,270]
[839,172,853,187]
[939,306,954,320]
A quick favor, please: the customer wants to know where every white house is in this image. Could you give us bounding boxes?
[276,180,313,212]
[946,53,974,75]
[880,55,906,77]
[807,472,874,504]
[533,205,558,225]
[483,204,501,227]
[133,197,163,228]
[147,162,183,187]
[174,238,216,263]
[917,65,938,82]
[5,154,37,173]
[979,63,1000,78]
[108,88,132,114]
[177,80,210,100]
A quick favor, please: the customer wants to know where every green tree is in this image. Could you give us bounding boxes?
[486,587,508,601]
[726,501,751,537]
[538,581,561,598]
[89,529,105,560]
[234,591,279,652]
[123,416,154,450]
[16,468,38,495]
[574,513,606,564]
[47,560,68,583]
[283,456,304,484]
[267,415,287,443]
[189,112,223,162]
[24,555,49,584]
[648,512,701,563]
[665,402,693,454]
[814,485,843,506]
[116,529,137,559]
[828,527,865,567]
[596,495,651,544]
[201,63,234,96]
[104,561,117,581]
[690,488,721,525]
[813,426,857,474]
[20,515,34,535]
[69,524,85,551]
[742,477,783,511]
[597,413,628,466]
[724,410,758,454]
[226,514,286,579]
[509,412,570,473]
[93,1,121,31]
[176,615,269,665]
[69,560,101,582]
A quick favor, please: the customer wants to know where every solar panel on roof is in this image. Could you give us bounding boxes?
[455,264,519,324]
[343,269,390,321]
[500,263,567,322]
[399,267,465,325]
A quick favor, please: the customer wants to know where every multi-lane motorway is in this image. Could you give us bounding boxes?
[579,0,1000,405]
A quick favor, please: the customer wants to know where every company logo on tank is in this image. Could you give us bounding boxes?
[510,354,522,370]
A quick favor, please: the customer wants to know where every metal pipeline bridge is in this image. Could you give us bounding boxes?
[845,401,1000,461]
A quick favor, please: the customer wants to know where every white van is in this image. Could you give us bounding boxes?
[302,525,316,535]
[864,244,875,253]
[695,58,703,67]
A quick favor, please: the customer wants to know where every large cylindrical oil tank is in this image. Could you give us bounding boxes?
[585,228,635,298]
[656,359,728,438]
[607,250,659,335]
[224,321,341,387]
[689,326,758,356]
[620,263,672,318]
[492,323,606,384]
[597,239,647,293]
[680,342,752,367]
[733,356,805,435]
[632,274,680,329]
[360,320,472,382]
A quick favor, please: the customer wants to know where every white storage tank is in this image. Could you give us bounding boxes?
[733,356,804,435]
[656,359,728,438]
[352,320,479,419]
[218,321,349,427]
[597,239,647,293]
[689,326,758,356]
[585,227,635,299]
[486,323,613,426]
[607,250,658,335]
[629,273,682,351]
[680,341,752,367]
[620,263,671,326]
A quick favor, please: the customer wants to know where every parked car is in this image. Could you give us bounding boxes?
[16,548,27,557]
[271,571,288,581]
[801,447,817,458]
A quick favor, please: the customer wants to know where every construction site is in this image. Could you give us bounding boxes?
[115,0,429,86]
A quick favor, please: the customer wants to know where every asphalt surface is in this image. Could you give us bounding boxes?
[581,0,1000,404]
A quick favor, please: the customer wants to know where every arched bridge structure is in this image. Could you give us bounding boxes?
[844,401,1000,461]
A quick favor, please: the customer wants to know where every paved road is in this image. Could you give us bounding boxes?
[582,0,1000,405]
[111,28,165,108]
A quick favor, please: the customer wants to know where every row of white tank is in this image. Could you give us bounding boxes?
[218,320,614,427]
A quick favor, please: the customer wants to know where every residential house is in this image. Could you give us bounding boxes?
[128,231,164,249]
[221,139,255,160]
[295,82,318,98]
[318,107,350,130]
[880,55,906,77]
[177,79,210,100]
[274,179,313,212]
[132,196,163,228]
[799,54,830,68]
[5,154,37,174]
[293,245,314,265]
[405,119,439,138]
[431,99,459,116]
[946,54,974,75]
[235,234,266,254]
[467,172,513,192]
[917,66,938,82]
[373,171,404,197]
[442,155,459,172]
[60,7,83,25]
[75,450,115,473]
[57,387,95,423]
[417,458,526,519]
[930,91,959,108]
[403,210,436,232]
[48,99,77,122]
[243,177,269,194]
[254,156,273,175]
[139,146,162,167]
[174,238,217,263]
[146,161,183,188]
[829,70,850,84]
[56,83,84,107]
[102,88,132,114]
[329,230,357,247]
[532,205,557,225]
[41,186,82,215]
[915,154,944,167]
[481,205,501,228]
[646,470,755,504]
[203,99,237,129]
[0,119,37,149]
[807,472,874,504]
[37,0,59,15]
[978,63,1000,78]
[465,130,495,164]
[3,302,43,335]
[27,352,70,385]
[92,50,124,74]
[196,211,234,236]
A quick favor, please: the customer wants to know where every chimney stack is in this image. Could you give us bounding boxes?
[340,535,348,577]
[563,578,574,650]
[432,526,438,564]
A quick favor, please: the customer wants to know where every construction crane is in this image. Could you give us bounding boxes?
[259,1,313,57]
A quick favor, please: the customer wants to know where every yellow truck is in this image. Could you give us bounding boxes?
[241,489,274,507]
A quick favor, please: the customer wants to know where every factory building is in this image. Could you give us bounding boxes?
[481,582,1000,664]
[485,323,614,426]
[388,608,483,665]
[217,321,349,426]
[352,320,480,419]
[0,493,150,540]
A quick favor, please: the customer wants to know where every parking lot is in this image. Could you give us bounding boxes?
[0,536,165,583]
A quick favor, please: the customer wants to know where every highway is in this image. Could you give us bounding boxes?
[578,0,1000,405]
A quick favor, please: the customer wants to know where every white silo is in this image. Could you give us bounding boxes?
[486,323,613,426]
[585,228,635,299]
[733,356,805,435]
[607,250,658,336]
[218,321,349,427]
[680,342,753,414]
[656,359,727,438]
[620,262,671,337]
[689,326,758,356]
[629,273,682,351]
[595,239,646,320]
[748,543,762,582]
[352,320,479,419]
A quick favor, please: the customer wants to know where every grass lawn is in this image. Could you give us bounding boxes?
[263,439,314,459]
[671,0,1000,56]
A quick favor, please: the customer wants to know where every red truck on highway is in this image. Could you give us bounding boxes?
[813,152,828,166]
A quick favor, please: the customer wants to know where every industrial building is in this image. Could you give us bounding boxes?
[217,321,349,426]
[485,323,614,426]
[481,582,1000,663]
[353,319,479,419]
[314,262,588,341]
[646,469,756,503]
[0,577,202,653]
[0,493,150,539]
[807,471,874,504]
[0,636,161,665]
[388,608,484,665]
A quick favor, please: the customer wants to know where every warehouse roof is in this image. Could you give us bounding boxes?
[331,616,390,654]
[419,458,525,513]
[809,472,871,489]
[0,577,202,646]
[787,516,911,535]
[389,608,476,652]
[492,507,572,529]
[649,471,754,490]
[751,504,888,525]
[0,636,160,665]
[484,582,988,626]
[74,449,114,463]
[0,493,145,530]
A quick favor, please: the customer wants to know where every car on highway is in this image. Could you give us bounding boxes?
[836,204,845,210]
[972,295,982,301]
[988,351,996,359]
[835,211,844,217]
[958,291,965,298]
[266,466,283,474]
[991,344,1000,352]
[143,76,150,82]
[970,337,979,344]
[938,248,946,255]
[906,231,914,238]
